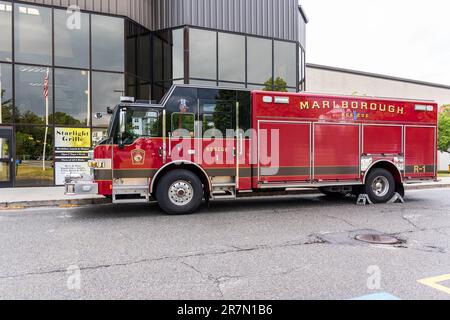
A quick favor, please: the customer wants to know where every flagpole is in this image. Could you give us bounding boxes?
[43,68,49,171]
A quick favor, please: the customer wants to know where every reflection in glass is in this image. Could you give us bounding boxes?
[92,15,124,72]
[218,33,245,82]
[189,29,217,80]
[274,41,297,87]
[92,128,108,147]
[173,29,184,80]
[247,37,272,84]
[0,63,12,124]
[54,69,90,126]
[15,126,54,187]
[15,65,53,124]
[92,72,124,127]
[0,1,12,62]
[54,9,89,68]
[14,4,52,65]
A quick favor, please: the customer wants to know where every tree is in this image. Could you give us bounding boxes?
[438,104,450,154]
[263,77,288,92]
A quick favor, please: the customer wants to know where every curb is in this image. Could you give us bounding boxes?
[0,197,110,210]
[404,184,450,191]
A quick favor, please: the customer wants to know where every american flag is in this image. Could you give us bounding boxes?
[43,69,49,99]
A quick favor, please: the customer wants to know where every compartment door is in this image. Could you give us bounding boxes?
[258,121,311,183]
[314,124,360,181]
[405,126,436,178]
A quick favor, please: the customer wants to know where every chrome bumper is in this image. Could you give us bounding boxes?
[65,174,98,195]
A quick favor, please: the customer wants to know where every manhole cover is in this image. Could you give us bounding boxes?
[355,234,400,245]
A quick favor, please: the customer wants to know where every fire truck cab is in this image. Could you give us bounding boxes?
[65,85,438,215]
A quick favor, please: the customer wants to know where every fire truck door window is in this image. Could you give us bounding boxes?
[121,109,159,145]
[171,113,195,138]
[200,100,233,137]
[165,87,198,113]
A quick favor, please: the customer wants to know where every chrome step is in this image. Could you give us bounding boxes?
[113,185,150,204]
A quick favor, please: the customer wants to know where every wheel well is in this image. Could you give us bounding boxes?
[365,161,402,183]
[150,163,211,196]
[365,160,403,194]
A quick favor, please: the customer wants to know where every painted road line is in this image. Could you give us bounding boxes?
[418,274,450,295]
[351,292,401,300]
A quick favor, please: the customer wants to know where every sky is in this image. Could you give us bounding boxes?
[300,0,450,85]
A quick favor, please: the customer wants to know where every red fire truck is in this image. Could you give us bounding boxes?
[65,85,438,215]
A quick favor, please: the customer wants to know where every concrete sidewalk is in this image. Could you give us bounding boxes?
[0,187,109,209]
[1,178,449,209]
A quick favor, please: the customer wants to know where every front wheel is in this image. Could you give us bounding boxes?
[365,168,396,204]
[156,170,204,215]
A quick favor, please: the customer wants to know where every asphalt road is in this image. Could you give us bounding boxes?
[0,188,449,300]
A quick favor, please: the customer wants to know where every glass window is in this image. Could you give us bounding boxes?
[247,37,272,85]
[218,33,245,82]
[0,1,12,62]
[14,4,52,65]
[189,28,217,80]
[173,28,184,80]
[0,63,12,124]
[121,108,159,144]
[138,32,151,80]
[165,87,197,113]
[54,69,90,126]
[92,128,109,147]
[171,113,195,138]
[201,99,233,136]
[54,9,89,68]
[15,126,54,187]
[92,15,124,72]
[274,41,297,87]
[92,71,124,127]
[15,65,53,125]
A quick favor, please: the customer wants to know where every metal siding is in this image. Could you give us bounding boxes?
[150,0,304,42]
[18,0,307,44]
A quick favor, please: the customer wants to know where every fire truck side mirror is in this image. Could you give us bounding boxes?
[118,108,127,149]
[119,108,126,135]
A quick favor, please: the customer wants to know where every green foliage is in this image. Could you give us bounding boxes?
[263,77,288,92]
[438,105,450,153]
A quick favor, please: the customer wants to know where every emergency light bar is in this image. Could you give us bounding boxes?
[120,96,135,103]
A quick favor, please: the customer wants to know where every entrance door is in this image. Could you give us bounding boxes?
[0,128,13,188]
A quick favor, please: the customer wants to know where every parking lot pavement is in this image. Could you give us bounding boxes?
[0,188,449,300]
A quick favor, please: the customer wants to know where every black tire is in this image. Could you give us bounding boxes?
[155,169,204,215]
[365,168,396,204]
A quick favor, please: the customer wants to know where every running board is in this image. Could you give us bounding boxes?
[112,185,150,204]
[211,183,236,200]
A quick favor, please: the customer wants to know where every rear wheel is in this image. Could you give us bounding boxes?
[365,168,395,203]
[156,170,204,215]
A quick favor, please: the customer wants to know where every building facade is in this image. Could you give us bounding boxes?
[0,0,308,188]
[306,64,450,171]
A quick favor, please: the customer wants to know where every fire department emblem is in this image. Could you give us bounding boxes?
[131,149,146,166]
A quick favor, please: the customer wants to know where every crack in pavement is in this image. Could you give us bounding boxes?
[0,237,326,281]
[180,261,225,298]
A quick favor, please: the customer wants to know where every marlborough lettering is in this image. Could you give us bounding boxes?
[299,100,405,115]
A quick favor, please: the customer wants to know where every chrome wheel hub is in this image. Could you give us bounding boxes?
[168,180,194,206]
[371,176,390,197]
